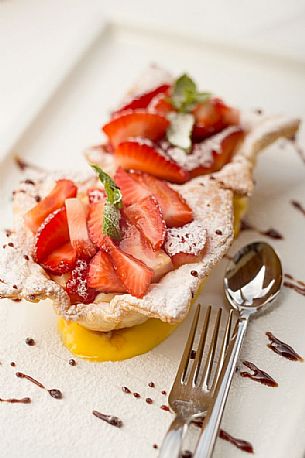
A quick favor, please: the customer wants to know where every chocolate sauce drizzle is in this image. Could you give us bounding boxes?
[240,361,278,387]
[291,200,305,217]
[0,397,31,404]
[14,155,45,173]
[240,220,283,240]
[92,410,123,428]
[15,372,63,399]
[283,273,305,297]
[266,332,303,361]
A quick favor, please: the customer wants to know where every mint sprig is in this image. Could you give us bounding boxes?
[170,73,211,113]
[91,165,122,240]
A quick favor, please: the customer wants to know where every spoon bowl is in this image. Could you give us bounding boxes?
[224,241,282,314]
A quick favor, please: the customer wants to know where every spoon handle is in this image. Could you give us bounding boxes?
[194,316,249,458]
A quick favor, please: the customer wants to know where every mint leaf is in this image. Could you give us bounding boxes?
[170,73,211,113]
[91,165,122,208]
[167,113,194,152]
[91,165,122,240]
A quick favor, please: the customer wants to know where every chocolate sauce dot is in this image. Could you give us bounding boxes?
[148,382,155,388]
[8,242,14,248]
[13,284,18,290]
[215,229,222,235]
[153,444,158,449]
[122,386,131,394]
[23,255,29,261]
[10,362,16,367]
[48,389,63,399]
[161,390,167,395]
[161,405,170,411]
[34,195,41,202]
[133,392,141,398]
[146,398,153,404]
[191,270,198,277]
[23,179,35,185]
[69,359,76,366]
[25,338,35,346]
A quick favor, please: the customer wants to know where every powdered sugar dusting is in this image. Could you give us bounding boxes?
[165,221,207,256]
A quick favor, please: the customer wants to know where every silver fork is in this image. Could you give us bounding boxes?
[159,304,233,458]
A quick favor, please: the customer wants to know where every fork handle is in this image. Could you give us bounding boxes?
[194,315,249,458]
[158,416,188,458]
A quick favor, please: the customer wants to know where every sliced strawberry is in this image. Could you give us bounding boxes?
[149,93,173,115]
[120,221,172,282]
[124,195,166,250]
[171,252,204,269]
[115,140,189,184]
[25,179,77,233]
[113,84,170,115]
[102,236,153,298]
[87,250,126,292]
[33,207,70,264]
[65,198,96,259]
[190,127,244,178]
[114,167,150,206]
[87,202,105,248]
[87,187,106,204]
[102,111,169,147]
[41,242,76,275]
[66,259,97,304]
[136,173,193,228]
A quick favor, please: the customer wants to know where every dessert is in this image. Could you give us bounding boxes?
[0,66,300,361]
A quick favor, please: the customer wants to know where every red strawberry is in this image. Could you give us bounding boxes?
[87,250,126,292]
[87,187,106,204]
[102,111,169,147]
[113,84,170,115]
[190,127,244,178]
[171,252,204,269]
[115,140,189,184]
[65,198,96,259]
[66,259,97,304]
[124,195,166,251]
[102,236,153,298]
[87,202,105,248]
[114,167,150,206]
[120,220,172,282]
[149,93,173,115]
[41,242,76,275]
[25,179,77,233]
[33,207,70,264]
[135,173,193,227]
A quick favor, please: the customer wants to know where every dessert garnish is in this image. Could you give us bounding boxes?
[92,410,123,428]
[16,371,63,399]
[25,337,35,346]
[0,397,31,404]
[290,199,305,217]
[266,332,303,361]
[240,361,278,387]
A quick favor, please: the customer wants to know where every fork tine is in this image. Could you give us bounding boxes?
[186,305,212,387]
[200,307,222,389]
[173,304,201,386]
[212,308,234,389]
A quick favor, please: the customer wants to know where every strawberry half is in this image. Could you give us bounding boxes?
[87,250,126,293]
[66,259,97,304]
[65,198,96,259]
[114,167,150,206]
[87,201,105,248]
[120,221,172,282]
[41,242,76,275]
[115,140,189,184]
[113,84,170,116]
[25,179,77,233]
[190,127,244,178]
[134,173,193,228]
[33,207,70,264]
[102,111,169,147]
[124,195,166,251]
[102,236,153,298]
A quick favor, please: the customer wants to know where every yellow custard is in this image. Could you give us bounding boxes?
[58,196,247,362]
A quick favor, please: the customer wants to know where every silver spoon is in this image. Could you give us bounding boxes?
[194,241,282,458]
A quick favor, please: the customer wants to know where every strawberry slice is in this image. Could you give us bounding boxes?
[114,167,150,206]
[102,111,169,147]
[25,179,77,233]
[115,140,189,184]
[113,84,170,115]
[41,242,76,275]
[87,250,126,292]
[33,207,70,264]
[87,187,106,204]
[66,259,97,304]
[149,93,174,115]
[135,173,193,228]
[120,220,172,282]
[124,195,166,251]
[87,202,105,248]
[102,236,153,298]
[171,252,204,269]
[65,198,96,259]
[190,127,244,178]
